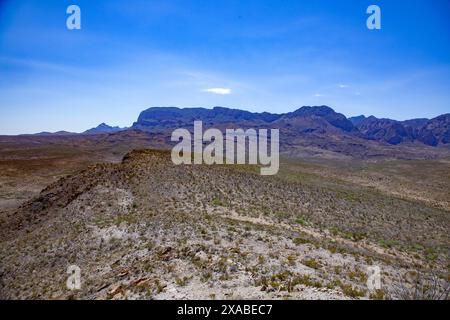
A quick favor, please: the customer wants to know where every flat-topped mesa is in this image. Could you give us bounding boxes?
[132,105,354,131]
[133,106,282,130]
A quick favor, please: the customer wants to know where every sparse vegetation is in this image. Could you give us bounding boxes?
[0,144,448,300]
[302,258,321,270]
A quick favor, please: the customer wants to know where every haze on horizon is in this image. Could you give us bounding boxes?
[1,0,450,135]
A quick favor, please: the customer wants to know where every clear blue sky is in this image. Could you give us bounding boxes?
[1,0,449,134]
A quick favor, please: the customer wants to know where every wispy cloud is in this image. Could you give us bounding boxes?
[338,84,349,88]
[203,87,232,95]
[314,93,323,97]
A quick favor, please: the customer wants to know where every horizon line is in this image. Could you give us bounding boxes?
[1,105,448,136]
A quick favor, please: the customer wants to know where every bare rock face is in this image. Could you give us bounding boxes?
[417,114,450,146]
[356,116,414,145]
[283,106,355,132]
[356,114,450,146]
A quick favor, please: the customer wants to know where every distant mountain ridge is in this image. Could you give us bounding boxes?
[83,123,125,135]
[132,106,280,130]
[417,114,450,146]
[351,115,449,146]
[133,106,450,147]
[22,106,449,149]
[32,131,77,136]
[132,106,355,133]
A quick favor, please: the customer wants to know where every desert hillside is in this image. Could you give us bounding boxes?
[1,149,448,299]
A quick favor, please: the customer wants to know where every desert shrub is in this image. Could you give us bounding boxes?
[302,258,321,270]
[295,215,309,226]
[391,271,450,300]
[293,237,310,245]
[212,198,225,207]
[369,289,386,300]
[175,276,191,287]
[340,283,366,298]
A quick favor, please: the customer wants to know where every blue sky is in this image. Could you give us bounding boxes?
[0,0,449,134]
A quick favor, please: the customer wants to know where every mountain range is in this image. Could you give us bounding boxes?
[132,106,450,147]
[349,115,449,146]
[20,106,449,160]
